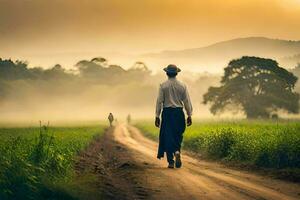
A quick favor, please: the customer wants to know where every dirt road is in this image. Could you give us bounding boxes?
[114,123,300,200]
[76,124,300,200]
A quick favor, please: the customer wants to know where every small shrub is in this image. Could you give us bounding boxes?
[206,128,236,159]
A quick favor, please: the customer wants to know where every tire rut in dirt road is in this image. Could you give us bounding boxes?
[74,127,150,200]
[113,124,300,200]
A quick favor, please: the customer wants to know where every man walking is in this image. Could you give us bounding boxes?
[108,113,114,127]
[155,64,193,169]
[127,114,131,124]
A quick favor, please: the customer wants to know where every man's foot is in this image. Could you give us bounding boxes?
[175,151,182,168]
[168,162,174,169]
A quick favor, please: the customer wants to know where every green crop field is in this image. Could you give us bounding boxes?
[136,120,300,170]
[0,124,105,200]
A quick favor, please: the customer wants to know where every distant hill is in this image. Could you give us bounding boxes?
[138,37,300,72]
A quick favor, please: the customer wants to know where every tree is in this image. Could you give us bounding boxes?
[42,64,74,80]
[129,61,149,72]
[0,58,29,80]
[203,56,299,118]
[91,57,107,66]
[127,62,151,81]
[75,58,106,79]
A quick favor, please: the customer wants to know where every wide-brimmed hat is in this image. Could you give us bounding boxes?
[163,64,181,73]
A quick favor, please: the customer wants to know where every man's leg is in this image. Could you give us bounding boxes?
[166,152,174,168]
[175,151,182,168]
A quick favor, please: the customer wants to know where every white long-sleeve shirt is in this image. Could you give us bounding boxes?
[155,77,193,117]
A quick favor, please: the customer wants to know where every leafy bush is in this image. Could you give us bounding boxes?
[0,137,43,199]
[0,125,103,200]
[136,120,300,169]
[206,128,236,158]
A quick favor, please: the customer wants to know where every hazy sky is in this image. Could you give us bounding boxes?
[1,0,300,67]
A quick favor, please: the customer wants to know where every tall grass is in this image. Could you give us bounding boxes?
[0,123,104,200]
[136,120,300,169]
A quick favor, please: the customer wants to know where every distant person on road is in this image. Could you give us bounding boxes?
[155,64,193,169]
[108,113,114,127]
[127,114,131,124]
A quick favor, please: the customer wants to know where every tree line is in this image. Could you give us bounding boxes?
[0,57,151,84]
[0,56,299,119]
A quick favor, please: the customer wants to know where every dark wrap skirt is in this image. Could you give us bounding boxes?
[157,107,186,159]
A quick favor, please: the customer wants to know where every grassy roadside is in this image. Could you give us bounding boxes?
[135,120,300,181]
[0,124,106,200]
